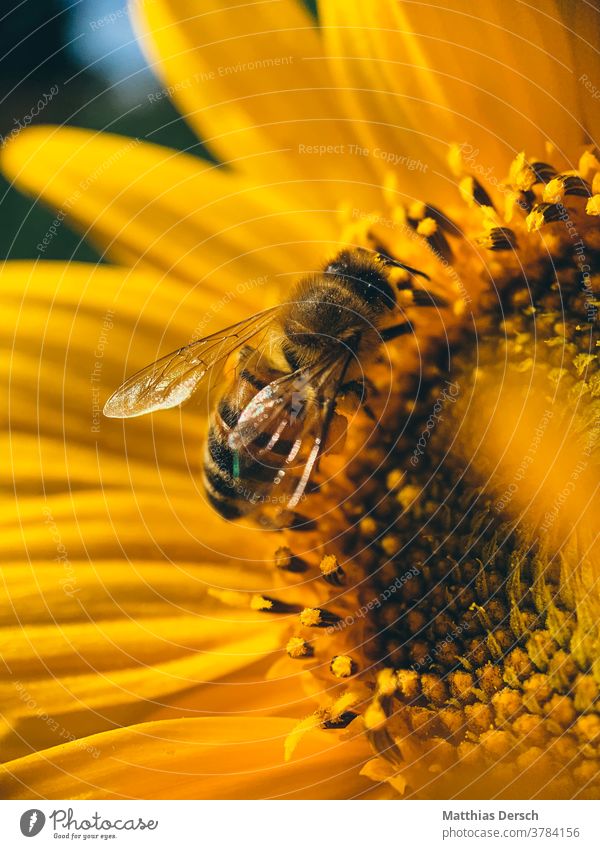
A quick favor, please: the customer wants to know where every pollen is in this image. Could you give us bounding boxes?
[286,636,312,659]
[250,594,273,611]
[330,655,355,678]
[250,595,299,613]
[587,196,600,216]
[319,553,345,585]
[416,216,437,237]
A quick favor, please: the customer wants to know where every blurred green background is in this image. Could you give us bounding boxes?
[0,0,204,262]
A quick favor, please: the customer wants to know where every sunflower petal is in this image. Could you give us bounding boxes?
[0,559,288,761]
[0,717,374,799]
[1,128,336,285]
[135,0,378,193]
[321,0,589,188]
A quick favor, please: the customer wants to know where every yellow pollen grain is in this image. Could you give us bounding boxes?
[593,172,600,195]
[417,216,437,237]
[509,151,536,191]
[586,195,600,216]
[274,546,293,569]
[543,177,565,204]
[250,594,273,611]
[320,553,340,576]
[300,607,322,627]
[526,208,546,232]
[579,149,600,180]
[476,232,497,250]
[331,655,354,678]
[287,636,310,658]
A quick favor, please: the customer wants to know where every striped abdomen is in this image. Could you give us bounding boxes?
[202,358,294,519]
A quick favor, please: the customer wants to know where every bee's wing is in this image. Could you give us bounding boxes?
[229,351,353,510]
[103,307,279,418]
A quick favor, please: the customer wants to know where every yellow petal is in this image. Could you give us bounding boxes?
[135,0,378,195]
[1,128,336,285]
[0,558,288,761]
[321,0,589,189]
[2,489,273,567]
[0,717,375,799]
[561,1,600,143]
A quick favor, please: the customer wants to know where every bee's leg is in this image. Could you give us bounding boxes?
[340,378,379,420]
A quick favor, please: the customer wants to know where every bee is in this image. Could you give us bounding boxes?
[104,248,443,525]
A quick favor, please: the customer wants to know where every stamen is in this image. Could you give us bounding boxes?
[526,202,564,231]
[529,161,557,184]
[578,150,600,180]
[250,595,300,613]
[286,636,313,658]
[477,226,517,251]
[508,152,538,191]
[543,174,591,203]
[299,607,341,627]
[330,655,356,678]
[416,216,437,238]
[320,553,346,585]
[586,196,600,216]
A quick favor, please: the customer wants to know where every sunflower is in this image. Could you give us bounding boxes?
[1,0,599,800]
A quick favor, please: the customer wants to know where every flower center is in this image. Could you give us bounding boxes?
[265,148,599,797]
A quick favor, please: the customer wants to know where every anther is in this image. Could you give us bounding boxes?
[508,152,538,192]
[477,227,517,251]
[416,217,437,238]
[586,196,600,216]
[529,161,558,184]
[286,636,313,658]
[320,553,346,586]
[526,202,565,231]
[300,607,341,627]
[251,595,300,613]
[330,655,356,678]
[578,150,600,180]
[543,175,591,203]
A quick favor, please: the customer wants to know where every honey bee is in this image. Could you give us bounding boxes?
[104,248,443,525]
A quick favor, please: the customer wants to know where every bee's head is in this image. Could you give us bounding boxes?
[325,248,396,312]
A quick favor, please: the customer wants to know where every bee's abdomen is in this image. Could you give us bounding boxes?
[202,371,290,519]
